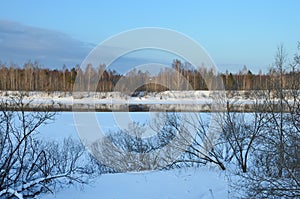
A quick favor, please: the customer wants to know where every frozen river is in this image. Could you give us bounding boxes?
[38,112,212,140]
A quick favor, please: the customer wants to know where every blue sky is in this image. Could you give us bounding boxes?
[0,0,299,73]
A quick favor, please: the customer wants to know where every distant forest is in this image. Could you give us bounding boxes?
[0,60,299,93]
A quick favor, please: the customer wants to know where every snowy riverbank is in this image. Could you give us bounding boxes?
[0,90,297,112]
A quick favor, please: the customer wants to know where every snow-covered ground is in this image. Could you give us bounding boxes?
[0,90,216,105]
[42,167,229,199]
[1,90,298,106]
[38,112,230,199]
[0,90,272,112]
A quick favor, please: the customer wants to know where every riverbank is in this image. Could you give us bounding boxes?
[0,90,298,112]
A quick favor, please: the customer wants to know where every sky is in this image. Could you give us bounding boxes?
[0,0,300,73]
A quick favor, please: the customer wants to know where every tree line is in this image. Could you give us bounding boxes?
[1,60,299,93]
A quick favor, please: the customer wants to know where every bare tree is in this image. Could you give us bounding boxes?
[234,44,300,198]
[217,98,268,172]
[91,122,164,172]
[160,113,227,170]
[91,113,213,172]
[0,93,96,199]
